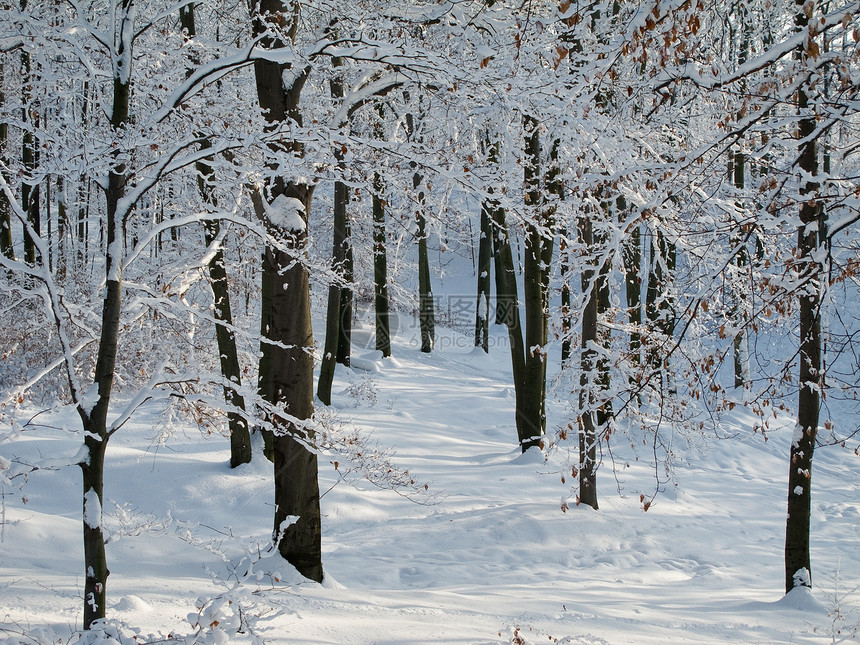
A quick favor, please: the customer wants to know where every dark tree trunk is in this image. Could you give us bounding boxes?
[257,264,276,462]
[475,202,493,353]
[373,173,391,357]
[318,59,350,405]
[521,115,550,451]
[785,0,821,593]
[645,229,676,381]
[619,197,641,368]
[317,171,346,404]
[260,185,321,582]
[74,7,133,625]
[578,215,599,510]
[406,111,434,353]
[560,231,572,366]
[595,198,613,428]
[21,45,41,266]
[22,132,40,265]
[252,0,322,582]
[0,62,13,260]
[182,6,251,467]
[336,184,353,366]
[332,62,353,368]
[732,150,751,389]
[205,218,252,467]
[80,429,110,629]
[56,175,68,278]
[318,175,350,403]
[76,81,91,270]
[416,190,435,353]
[490,204,529,447]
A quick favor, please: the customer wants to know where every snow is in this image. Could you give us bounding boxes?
[1,319,859,644]
[83,488,102,530]
[80,383,100,416]
[265,195,306,233]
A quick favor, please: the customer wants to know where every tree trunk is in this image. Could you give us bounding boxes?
[406,111,435,353]
[318,175,350,403]
[785,0,821,592]
[57,175,68,278]
[373,172,391,357]
[252,0,322,581]
[76,81,91,270]
[619,197,641,368]
[336,185,353,366]
[76,10,133,622]
[488,138,509,328]
[22,104,40,265]
[732,151,751,389]
[181,5,251,467]
[205,218,252,467]
[490,204,529,447]
[260,185,321,582]
[645,229,675,382]
[318,58,350,405]
[416,190,435,353]
[475,202,492,353]
[0,61,13,260]
[257,264,276,462]
[595,197,613,428]
[579,215,599,510]
[521,115,551,451]
[560,230,572,366]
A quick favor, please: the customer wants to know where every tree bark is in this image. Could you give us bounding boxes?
[416,185,435,353]
[785,0,821,592]
[205,217,252,467]
[257,263,276,462]
[252,0,322,582]
[318,174,350,403]
[261,185,321,582]
[0,61,13,260]
[21,50,40,266]
[560,230,572,366]
[732,150,751,389]
[578,215,599,510]
[490,204,529,447]
[475,202,492,353]
[406,111,435,353]
[318,58,350,405]
[336,185,354,366]
[619,197,641,369]
[182,5,251,467]
[373,172,391,357]
[645,229,675,380]
[76,6,133,623]
[521,115,551,451]
[317,171,347,404]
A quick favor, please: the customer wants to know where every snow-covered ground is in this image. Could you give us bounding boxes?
[1,318,858,644]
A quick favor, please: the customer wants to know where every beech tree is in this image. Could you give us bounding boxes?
[249,0,322,582]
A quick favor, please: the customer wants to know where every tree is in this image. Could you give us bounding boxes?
[317,54,350,406]
[407,108,435,354]
[784,0,823,594]
[0,59,13,260]
[250,0,322,582]
[180,2,251,468]
[372,164,392,358]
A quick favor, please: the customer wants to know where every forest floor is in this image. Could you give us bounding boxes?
[1,314,859,644]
